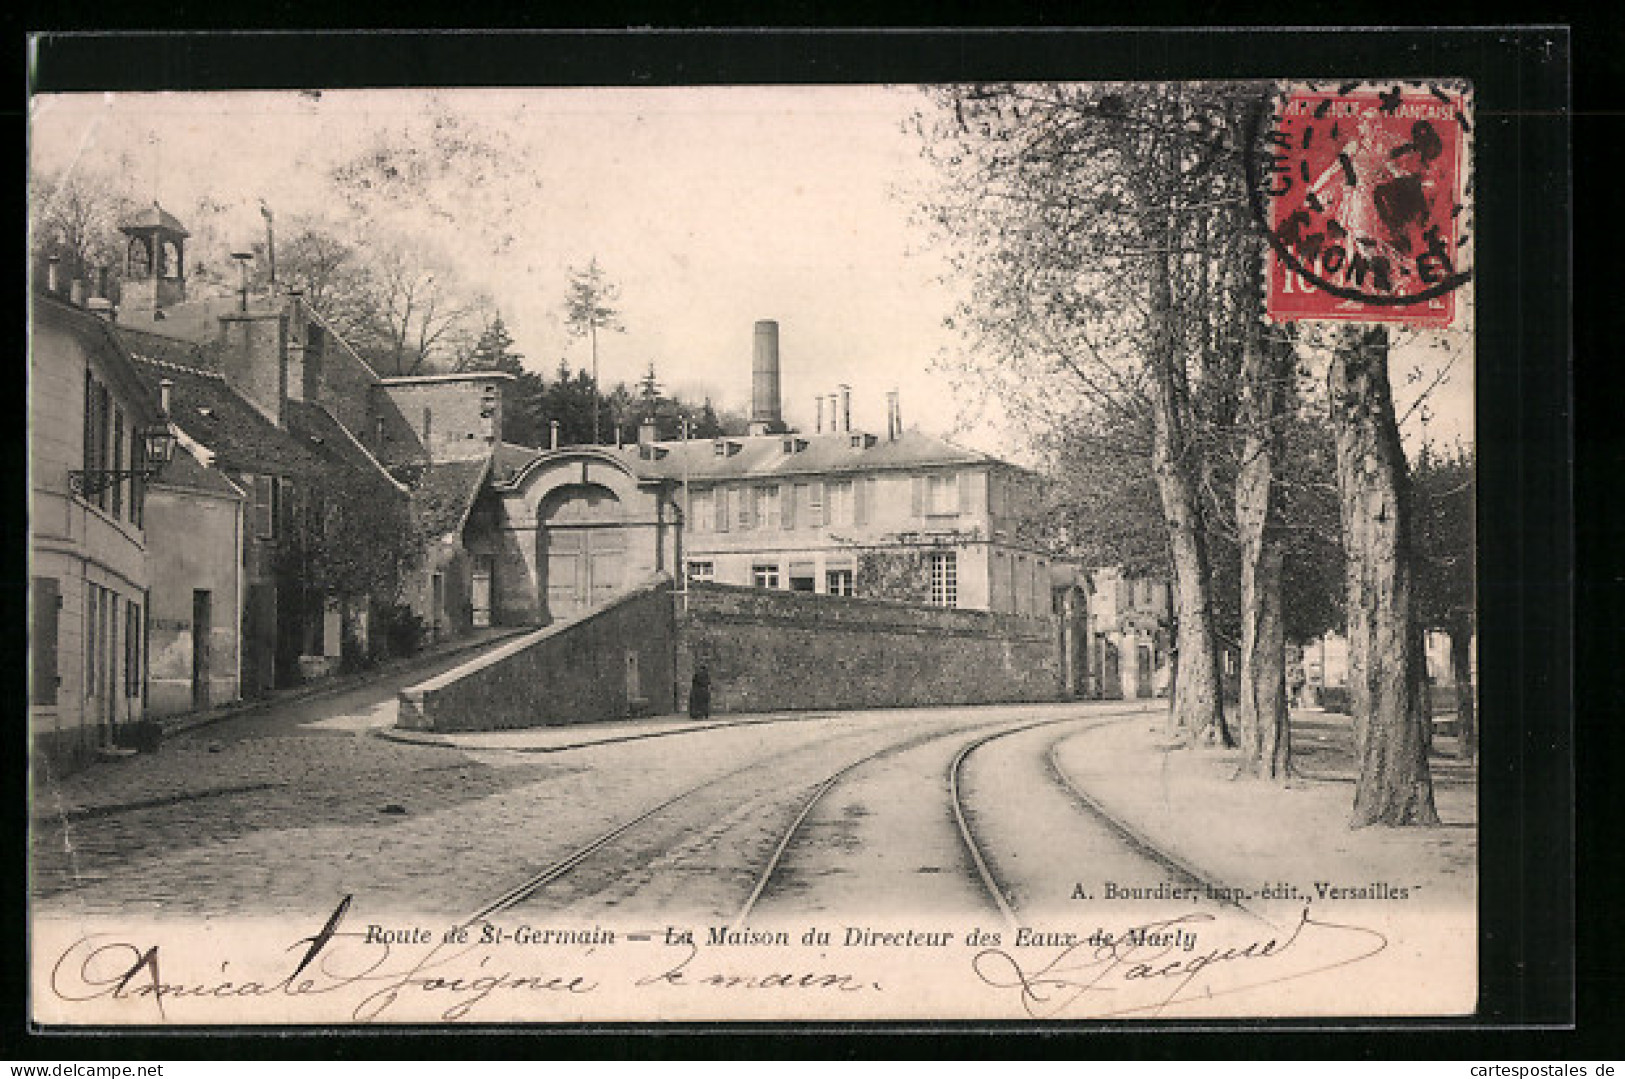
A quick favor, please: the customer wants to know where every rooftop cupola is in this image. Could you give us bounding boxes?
[119,202,189,318]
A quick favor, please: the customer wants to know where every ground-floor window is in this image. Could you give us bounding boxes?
[789,562,816,592]
[686,560,715,583]
[825,567,855,596]
[752,563,781,590]
[930,551,958,608]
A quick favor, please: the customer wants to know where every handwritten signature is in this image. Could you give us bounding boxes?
[48,896,880,1023]
[970,908,1389,1018]
[50,896,599,1022]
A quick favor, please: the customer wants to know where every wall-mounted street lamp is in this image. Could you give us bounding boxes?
[69,379,178,498]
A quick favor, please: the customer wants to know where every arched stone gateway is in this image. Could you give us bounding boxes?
[538,482,629,622]
[488,448,679,626]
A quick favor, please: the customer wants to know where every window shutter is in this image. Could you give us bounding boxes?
[783,484,797,530]
[958,470,974,515]
[715,487,729,532]
[809,481,825,527]
[125,600,141,698]
[854,478,869,526]
[911,475,925,517]
[254,476,275,538]
[130,436,146,527]
[82,372,95,479]
[31,577,59,706]
[278,479,295,539]
[111,409,125,516]
[738,486,755,530]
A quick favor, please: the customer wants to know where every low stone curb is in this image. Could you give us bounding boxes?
[373,711,829,754]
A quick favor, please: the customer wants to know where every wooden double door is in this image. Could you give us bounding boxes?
[539,483,628,622]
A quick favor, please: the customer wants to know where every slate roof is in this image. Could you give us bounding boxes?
[410,458,493,538]
[128,356,329,480]
[115,295,279,353]
[120,203,191,237]
[492,440,544,484]
[370,389,432,470]
[611,429,1002,482]
[114,321,223,372]
[285,399,405,492]
[151,443,243,499]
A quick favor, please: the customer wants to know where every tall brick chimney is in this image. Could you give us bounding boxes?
[749,320,782,436]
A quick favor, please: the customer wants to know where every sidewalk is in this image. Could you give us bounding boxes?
[1051,708,1478,914]
[31,626,527,824]
[155,626,526,737]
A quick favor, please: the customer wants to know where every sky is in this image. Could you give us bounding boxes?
[28,86,1473,459]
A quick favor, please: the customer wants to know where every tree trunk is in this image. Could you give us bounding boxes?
[1148,218,1230,747]
[1329,325,1440,827]
[1450,622,1476,761]
[1235,302,1293,780]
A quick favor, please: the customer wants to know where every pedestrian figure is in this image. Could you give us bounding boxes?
[689,664,712,720]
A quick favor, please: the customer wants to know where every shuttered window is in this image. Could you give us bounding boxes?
[31,577,59,706]
[253,475,277,539]
[758,485,781,530]
[714,487,730,533]
[925,472,961,516]
[827,481,854,526]
[110,408,125,516]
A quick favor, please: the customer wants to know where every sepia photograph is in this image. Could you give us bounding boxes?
[23,34,1539,1029]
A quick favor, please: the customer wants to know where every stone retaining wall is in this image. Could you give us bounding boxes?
[675,582,1060,714]
[396,577,676,732]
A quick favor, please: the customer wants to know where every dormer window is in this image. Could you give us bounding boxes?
[849,432,878,450]
[713,439,741,457]
[781,437,809,455]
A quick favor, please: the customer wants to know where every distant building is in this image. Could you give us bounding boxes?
[1079,566,1172,700]
[475,321,1056,624]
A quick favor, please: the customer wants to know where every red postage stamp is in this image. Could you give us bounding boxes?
[1247,82,1472,327]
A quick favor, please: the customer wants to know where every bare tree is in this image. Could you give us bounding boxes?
[30,167,138,288]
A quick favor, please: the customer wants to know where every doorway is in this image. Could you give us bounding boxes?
[538,483,627,622]
[192,589,212,711]
[471,556,493,628]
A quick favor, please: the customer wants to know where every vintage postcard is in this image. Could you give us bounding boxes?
[28,58,1494,1027]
